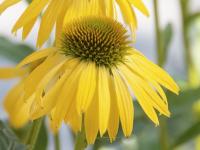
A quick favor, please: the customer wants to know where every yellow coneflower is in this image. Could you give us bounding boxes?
[3,17,179,144]
[0,0,149,47]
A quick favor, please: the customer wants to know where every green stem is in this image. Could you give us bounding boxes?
[74,128,87,150]
[153,0,169,150]
[160,118,169,150]
[25,118,43,150]
[153,0,163,66]
[54,134,60,150]
[180,0,194,85]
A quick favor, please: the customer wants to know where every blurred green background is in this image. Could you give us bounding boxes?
[0,0,200,150]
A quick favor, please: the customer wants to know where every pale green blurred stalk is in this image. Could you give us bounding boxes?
[74,127,87,150]
[25,118,43,150]
[54,134,60,150]
[153,0,169,150]
[180,0,198,86]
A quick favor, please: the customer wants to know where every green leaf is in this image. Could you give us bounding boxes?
[171,120,200,148]
[0,121,27,150]
[0,36,34,63]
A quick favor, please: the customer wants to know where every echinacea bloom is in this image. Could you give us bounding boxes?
[3,17,179,144]
[0,0,149,47]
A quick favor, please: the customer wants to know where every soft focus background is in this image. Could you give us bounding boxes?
[0,0,200,150]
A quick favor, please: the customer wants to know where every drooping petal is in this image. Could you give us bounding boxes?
[17,48,54,68]
[129,49,180,94]
[85,89,99,144]
[36,0,66,47]
[64,100,82,133]
[50,61,84,131]
[98,66,110,136]
[55,0,70,46]
[120,65,159,125]
[35,60,67,105]
[0,0,21,14]
[124,56,168,105]
[22,17,37,40]
[0,67,27,79]
[30,58,79,120]
[107,75,119,142]
[128,0,149,16]
[23,54,61,99]
[116,0,137,33]
[76,62,96,114]
[4,81,34,128]
[12,0,49,33]
[112,69,133,137]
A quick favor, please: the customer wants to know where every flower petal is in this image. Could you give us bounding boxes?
[17,48,54,68]
[76,62,96,114]
[112,69,133,136]
[128,0,149,16]
[85,89,99,144]
[121,65,159,125]
[98,66,110,136]
[0,0,21,14]
[12,0,49,33]
[107,75,119,142]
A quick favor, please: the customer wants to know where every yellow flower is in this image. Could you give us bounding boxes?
[3,17,179,144]
[0,0,149,47]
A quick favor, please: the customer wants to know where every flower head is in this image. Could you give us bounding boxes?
[3,17,179,144]
[0,0,149,47]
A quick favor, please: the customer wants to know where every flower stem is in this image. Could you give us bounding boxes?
[25,118,43,150]
[180,0,195,85]
[74,128,87,150]
[54,133,60,150]
[153,0,169,150]
[153,0,163,66]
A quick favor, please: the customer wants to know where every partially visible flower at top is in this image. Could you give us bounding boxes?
[0,0,149,47]
[1,17,179,144]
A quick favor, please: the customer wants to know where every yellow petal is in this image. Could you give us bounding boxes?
[12,0,49,32]
[64,101,82,133]
[0,67,27,79]
[35,60,66,106]
[128,0,149,16]
[30,58,79,120]
[122,64,170,117]
[105,0,116,18]
[130,50,180,94]
[107,75,119,142]
[17,48,54,68]
[98,66,110,136]
[23,54,60,99]
[116,0,137,31]
[4,81,34,128]
[85,89,99,144]
[124,59,168,106]
[112,69,133,136]
[22,17,37,40]
[55,0,70,46]
[0,0,21,14]
[31,69,69,120]
[76,62,96,114]
[50,61,84,131]
[120,65,159,125]
[36,0,65,47]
